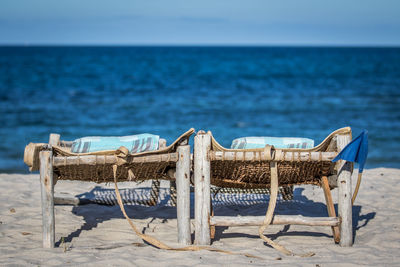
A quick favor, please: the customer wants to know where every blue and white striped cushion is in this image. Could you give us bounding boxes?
[231,136,314,149]
[71,134,159,153]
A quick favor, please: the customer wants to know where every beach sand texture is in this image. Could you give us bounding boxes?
[0,168,399,266]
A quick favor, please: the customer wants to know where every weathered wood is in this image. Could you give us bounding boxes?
[194,133,211,245]
[49,134,60,186]
[210,215,340,227]
[337,134,353,247]
[49,133,60,146]
[321,176,340,243]
[40,150,55,248]
[54,193,81,205]
[176,145,191,245]
[53,152,178,166]
[210,151,337,162]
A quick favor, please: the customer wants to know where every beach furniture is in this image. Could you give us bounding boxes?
[24,128,194,248]
[193,127,354,251]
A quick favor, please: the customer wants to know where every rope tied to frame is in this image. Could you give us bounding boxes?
[258,145,315,257]
[111,146,263,259]
[112,144,314,258]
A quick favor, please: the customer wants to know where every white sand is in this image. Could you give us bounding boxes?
[0,168,399,266]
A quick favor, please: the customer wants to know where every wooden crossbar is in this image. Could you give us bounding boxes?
[210,215,340,227]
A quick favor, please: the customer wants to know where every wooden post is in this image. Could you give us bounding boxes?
[337,134,353,247]
[176,145,191,245]
[40,150,55,248]
[49,133,60,146]
[321,176,340,243]
[194,132,211,245]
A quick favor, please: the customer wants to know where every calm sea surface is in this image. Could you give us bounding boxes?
[0,46,399,173]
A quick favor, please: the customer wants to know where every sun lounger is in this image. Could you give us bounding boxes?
[24,128,194,248]
[193,127,354,252]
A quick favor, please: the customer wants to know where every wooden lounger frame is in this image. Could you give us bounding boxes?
[34,127,354,252]
[193,129,353,247]
[38,132,192,248]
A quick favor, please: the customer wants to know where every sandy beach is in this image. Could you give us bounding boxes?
[0,168,399,266]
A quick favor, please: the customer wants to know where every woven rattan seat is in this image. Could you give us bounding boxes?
[24,129,194,248]
[207,127,351,189]
[25,128,194,183]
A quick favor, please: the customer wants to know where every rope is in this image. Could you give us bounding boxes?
[258,161,315,257]
[258,161,293,256]
[352,173,363,205]
[111,148,263,259]
[55,144,316,258]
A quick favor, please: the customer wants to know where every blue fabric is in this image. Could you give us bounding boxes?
[231,136,314,149]
[71,134,159,153]
[332,130,368,173]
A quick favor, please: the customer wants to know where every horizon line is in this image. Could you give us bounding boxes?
[1,43,400,48]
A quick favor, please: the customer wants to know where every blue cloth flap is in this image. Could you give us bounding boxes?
[231,136,314,149]
[332,130,368,173]
[71,134,160,153]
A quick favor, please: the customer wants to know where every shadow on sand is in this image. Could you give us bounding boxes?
[55,186,375,247]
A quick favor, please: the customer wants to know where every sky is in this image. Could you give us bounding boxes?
[0,0,399,46]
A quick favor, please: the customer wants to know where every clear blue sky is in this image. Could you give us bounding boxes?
[1,0,399,46]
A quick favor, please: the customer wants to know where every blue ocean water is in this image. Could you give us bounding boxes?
[0,46,399,173]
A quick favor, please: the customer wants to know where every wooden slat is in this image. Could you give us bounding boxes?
[210,215,340,227]
[53,152,178,166]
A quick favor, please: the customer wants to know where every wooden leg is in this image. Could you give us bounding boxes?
[176,145,191,245]
[49,133,60,146]
[194,132,211,245]
[337,134,353,247]
[39,150,55,248]
[321,176,340,243]
[210,201,215,240]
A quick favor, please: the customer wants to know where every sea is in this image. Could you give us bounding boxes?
[0,46,399,173]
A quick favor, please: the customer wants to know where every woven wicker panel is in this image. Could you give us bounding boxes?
[54,161,175,183]
[210,160,334,189]
[46,128,195,183]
